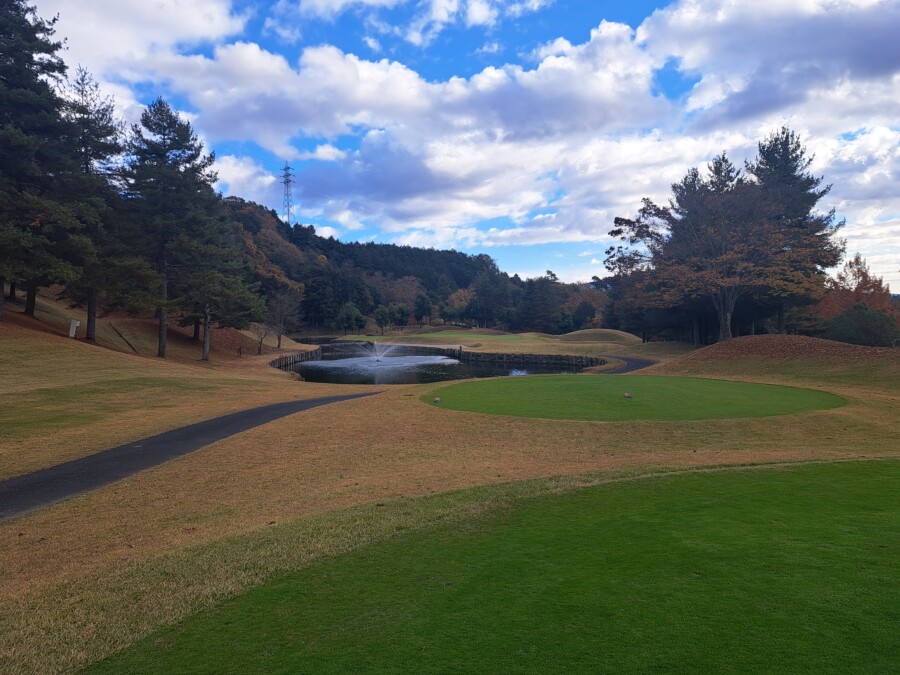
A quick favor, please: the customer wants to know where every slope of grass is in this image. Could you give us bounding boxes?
[556,328,641,344]
[0,322,362,478]
[651,335,900,392]
[427,374,845,421]
[90,460,900,674]
[2,320,896,673]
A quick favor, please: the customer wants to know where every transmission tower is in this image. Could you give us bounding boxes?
[281,161,294,224]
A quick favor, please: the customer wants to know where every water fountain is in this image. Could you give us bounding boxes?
[365,341,398,362]
[288,341,582,385]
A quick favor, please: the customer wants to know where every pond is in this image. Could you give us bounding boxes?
[287,343,583,385]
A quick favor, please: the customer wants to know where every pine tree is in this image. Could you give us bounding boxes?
[58,67,124,340]
[0,0,79,320]
[123,98,219,357]
[746,127,844,331]
[609,132,845,341]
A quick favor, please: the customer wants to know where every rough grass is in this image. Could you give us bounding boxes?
[0,322,367,478]
[650,335,900,391]
[426,374,845,421]
[90,460,900,674]
[1,322,897,673]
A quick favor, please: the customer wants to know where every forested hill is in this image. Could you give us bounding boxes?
[226,197,501,329]
[288,221,492,294]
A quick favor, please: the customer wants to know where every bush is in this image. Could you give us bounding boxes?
[825,303,897,347]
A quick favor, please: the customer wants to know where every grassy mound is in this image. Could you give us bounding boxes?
[652,334,900,390]
[90,461,900,673]
[426,374,844,421]
[557,328,641,344]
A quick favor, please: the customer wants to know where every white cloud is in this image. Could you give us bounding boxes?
[364,36,382,52]
[215,155,278,205]
[314,225,342,239]
[466,0,499,27]
[33,0,900,283]
[507,0,555,18]
[296,0,405,19]
[38,0,245,77]
[476,41,503,55]
[297,144,349,161]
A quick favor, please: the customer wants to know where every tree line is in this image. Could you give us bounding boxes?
[1,1,602,354]
[602,128,897,346]
[234,200,608,335]
[4,2,893,351]
[1,1,275,359]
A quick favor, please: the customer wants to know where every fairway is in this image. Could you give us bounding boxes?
[426,374,845,421]
[90,461,900,673]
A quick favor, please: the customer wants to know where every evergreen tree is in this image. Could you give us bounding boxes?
[414,293,432,326]
[374,304,393,335]
[0,0,78,320]
[58,67,124,340]
[186,269,265,361]
[334,301,363,335]
[746,127,844,331]
[609,134,844,341]
[123,98,218,357]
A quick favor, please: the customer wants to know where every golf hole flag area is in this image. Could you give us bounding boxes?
[425,375,845,421]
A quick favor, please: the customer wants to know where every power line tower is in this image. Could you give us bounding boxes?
[281,161,294,224]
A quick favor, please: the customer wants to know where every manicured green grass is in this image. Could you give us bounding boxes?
[90,461,900,673]
[425,374,845,421]
[344,330,545,345]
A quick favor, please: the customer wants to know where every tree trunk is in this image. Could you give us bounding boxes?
[0,277,5,321]
[158,255,168,358]
[692,317,699,347]
[202,306,211,362]
[777,302,786,334]
[24,282,37,316]
[86,287,97,341]
[277,331,283,349]
[192,317,201,341]
[712,289,738,341]
[7,281,16,301]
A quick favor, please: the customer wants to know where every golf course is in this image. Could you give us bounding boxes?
[1,309,898,673]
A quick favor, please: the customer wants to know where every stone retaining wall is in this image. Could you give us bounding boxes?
[270,347,321,370]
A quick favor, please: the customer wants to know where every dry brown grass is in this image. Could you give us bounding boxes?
[0,321,365,479]
[1,320,897,672]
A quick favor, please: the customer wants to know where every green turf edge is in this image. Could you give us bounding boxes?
[419,375,847,422]
[0,459,882,673]
[86,461,896,672]
[0,457,880,672]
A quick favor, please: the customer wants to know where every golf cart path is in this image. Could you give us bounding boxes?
[0,393,378,522]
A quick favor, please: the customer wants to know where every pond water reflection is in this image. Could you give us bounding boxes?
[289,344,582,385]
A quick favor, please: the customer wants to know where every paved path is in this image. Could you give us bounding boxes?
[0,393,377,522]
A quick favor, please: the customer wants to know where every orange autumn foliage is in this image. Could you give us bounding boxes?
[816,253,897,320]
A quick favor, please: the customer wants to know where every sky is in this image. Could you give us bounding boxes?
[35,0,900,287]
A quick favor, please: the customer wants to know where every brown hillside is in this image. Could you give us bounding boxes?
[1,285,310,365]
[650,334,898,389]
[665,334,893,363]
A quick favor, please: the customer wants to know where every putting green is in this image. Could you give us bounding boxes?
[425,374,845,421]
